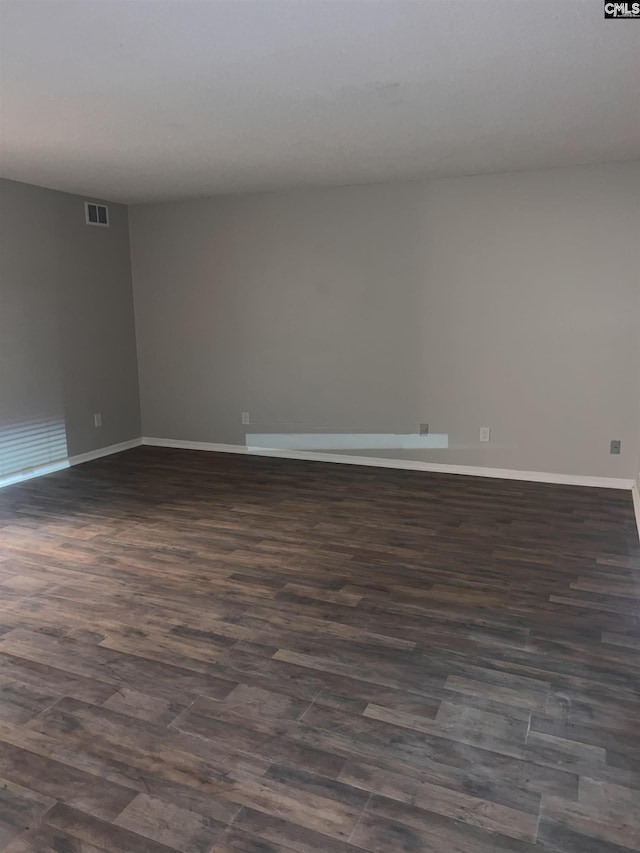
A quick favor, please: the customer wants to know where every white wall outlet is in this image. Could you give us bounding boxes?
[94,413,102,428]
[479,426,491,443]
[241,412,250,425]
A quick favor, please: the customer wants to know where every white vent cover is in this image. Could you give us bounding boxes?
[85,202,109,227]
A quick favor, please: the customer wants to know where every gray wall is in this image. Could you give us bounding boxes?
[0,178,141,469]
[129,161,640,480]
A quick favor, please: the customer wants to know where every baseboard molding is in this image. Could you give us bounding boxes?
[632,481,640,542]
[4,436,634,504]
[68,437,143,467]
[141,437,633,490]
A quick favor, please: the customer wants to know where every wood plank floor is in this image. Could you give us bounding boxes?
[0,446,638,852]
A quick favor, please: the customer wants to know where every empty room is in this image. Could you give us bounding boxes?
[0,1,639,851]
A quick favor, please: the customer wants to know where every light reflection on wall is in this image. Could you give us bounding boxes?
[0,415,68,488]
[246,433,449,452]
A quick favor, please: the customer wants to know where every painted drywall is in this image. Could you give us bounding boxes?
[634,319,640,535]
[635,432,640,508]
[0,178,141,471]
[129,161,640,480]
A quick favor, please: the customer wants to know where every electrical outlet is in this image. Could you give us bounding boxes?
[479,426,491,443]
[241,412,250,425]
[94,413,102,428]
[419,423,429,436]
[610,439,621,455]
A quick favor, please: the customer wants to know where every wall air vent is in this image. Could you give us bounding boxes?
[85,202,109,227]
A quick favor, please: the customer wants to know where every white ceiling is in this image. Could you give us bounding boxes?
[1,0,638,204]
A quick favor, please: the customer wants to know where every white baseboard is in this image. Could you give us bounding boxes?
[4,436,635,515]
[68,437,143,467]
[632,481,640,542]
[141,437,634,490]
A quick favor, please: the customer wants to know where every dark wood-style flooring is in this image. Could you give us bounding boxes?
[0,446,639,852]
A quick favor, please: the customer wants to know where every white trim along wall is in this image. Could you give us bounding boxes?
[141,437,634,490]
[3,436,638,543]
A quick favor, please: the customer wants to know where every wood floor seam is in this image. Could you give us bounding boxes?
[347,791,373,846]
